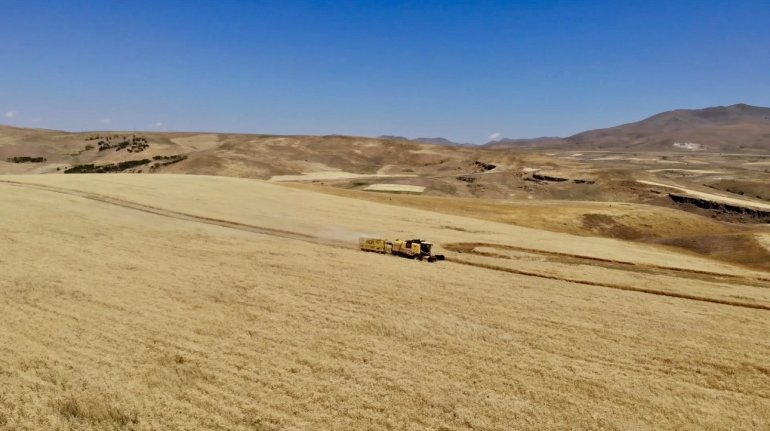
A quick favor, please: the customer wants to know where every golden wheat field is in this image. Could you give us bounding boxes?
[1,174,769,430]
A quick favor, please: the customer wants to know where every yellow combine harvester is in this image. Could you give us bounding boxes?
[359,237,445,262]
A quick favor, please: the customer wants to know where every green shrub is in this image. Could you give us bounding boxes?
[64,159,151,174]
[7,156,47,163]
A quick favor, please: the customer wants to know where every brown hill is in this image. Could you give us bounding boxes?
[378,135,473,146]
[0,126,510,181]
[486,104,770,152]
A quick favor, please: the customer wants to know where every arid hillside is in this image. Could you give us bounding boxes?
[0,125,507,179]
[0,174,768,430]
[486,104,770,152]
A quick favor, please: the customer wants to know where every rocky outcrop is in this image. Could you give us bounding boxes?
[669,194,770,222]
[474,161,496,171]
[530,174,596,184]
[533,173,568,182]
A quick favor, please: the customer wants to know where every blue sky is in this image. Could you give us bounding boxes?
[2,0,769,143]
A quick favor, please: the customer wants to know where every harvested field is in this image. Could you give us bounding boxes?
[649,234,770,271]
[362,183,426,193]
[0,174,769,430]
[289,183,748,240]
[638,179,770,211]
[269,171,415,182]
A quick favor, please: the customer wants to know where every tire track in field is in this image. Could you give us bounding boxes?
[0,179,351,249]
[444,242,770,286]
[446,257,770,311]
[3,179,769,311]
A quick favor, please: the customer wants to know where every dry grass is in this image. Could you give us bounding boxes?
[53,391,139,427]
[0,175,769,430]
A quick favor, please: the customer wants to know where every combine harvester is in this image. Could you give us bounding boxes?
[359,237,445,262]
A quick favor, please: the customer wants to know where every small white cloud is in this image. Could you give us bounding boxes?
[4,111,16,119]
[154,122,163,127]
[488,132,502,141]
[100,118,112,124]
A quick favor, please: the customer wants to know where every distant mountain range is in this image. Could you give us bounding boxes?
[484,104,770,152]
[378,136,474,147]
[3,104,768,156]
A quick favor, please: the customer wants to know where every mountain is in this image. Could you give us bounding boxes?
[377,135,409,141]
[484,136,564,148]
[378,135,472,146]
[414,137,472,146]
[485,104,770,152]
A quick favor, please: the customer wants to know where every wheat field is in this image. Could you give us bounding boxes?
[1,175,769,430]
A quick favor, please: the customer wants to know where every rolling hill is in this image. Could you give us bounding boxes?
[0,126,504,180]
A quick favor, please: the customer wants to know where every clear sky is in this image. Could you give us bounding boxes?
[2,0,769,143]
